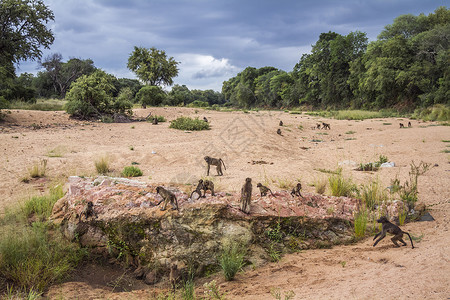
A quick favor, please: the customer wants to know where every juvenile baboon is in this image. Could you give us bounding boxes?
[169,263,180,292]
[256,183,275,197]
[152,117,158,125]
[203,117,208,123]
[373,216,414,249]
[277,128,282,135]
[79,201,97,220]
[399,123,404,128]
[408,121,411,127]
[202,179,215,197]
[190,179,204,199]
[316,123,321,129]
[322,122,330,130]
[290,182,303,198]
[240,178,252,214]
[279,120,283,126]
[204,156,226,176]
[156,186,178,211]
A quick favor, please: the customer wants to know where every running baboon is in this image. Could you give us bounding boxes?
[156,186,178,211]
[408,121,411,127]
[203,117,208,122]
[373,216,414,249]
[399,123,404,128]
[290,182,303,197]
[279,120,283,126]
[169,263,180,292]
[204,156,226,176]
[190,179,204,199]
[277,128,282,135]
[152,117,158,125]
[256,183,275,197]
[79,201,97,220]
[202,179,215,197]
[240,178,252,214]
[322,122,330,130]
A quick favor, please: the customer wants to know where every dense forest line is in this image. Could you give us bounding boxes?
[1,6,448,115]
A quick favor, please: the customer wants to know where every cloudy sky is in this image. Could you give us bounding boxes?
[17,0,445,91]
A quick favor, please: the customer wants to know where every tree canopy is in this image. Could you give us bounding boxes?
[127,46,179,86]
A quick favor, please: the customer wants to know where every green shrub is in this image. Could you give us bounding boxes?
[412,104,449,122]
[219,240,246,281]
[135,85,166,107]
[169,116,210,131]
[187,100,209,107]
[8,99,67,111]
[328,173,356,197]
[95,157,110,174]
[121,166,143,177]
[65,70,120,120]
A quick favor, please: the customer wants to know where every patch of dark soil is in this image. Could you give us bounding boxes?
[68,261,148,293]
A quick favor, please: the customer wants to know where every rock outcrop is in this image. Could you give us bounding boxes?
[51,176,361,283]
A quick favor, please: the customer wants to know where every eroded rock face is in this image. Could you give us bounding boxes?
[51,176,361,283]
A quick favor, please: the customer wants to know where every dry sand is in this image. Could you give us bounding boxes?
[0,108,449,299]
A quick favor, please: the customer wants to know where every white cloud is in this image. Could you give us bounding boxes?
[174,54,240,91]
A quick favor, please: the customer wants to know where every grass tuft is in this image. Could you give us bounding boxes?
[95,156,110,175]
[219,240,246,281]
[328,173,356,197]
[28,159,47,178]
[354,209,368,238]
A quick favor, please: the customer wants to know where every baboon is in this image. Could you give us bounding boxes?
[316,123,322,129]
[79,201,97,220]
[277,128,282,135]
[202,179,215,197]
[190,179,204,199]
[279,120,283,126]
[203,117,208,122]
[152,117,158,125]
[169,263,180,292]
[290,182,303,198]
[156,186,178,211]
[399,123,404,128]
[322,122,330,130]
[408,121,411,127]
[256,183,275,197]
[240,178,252,214]
[204,156,226,176]
[373,216,414,249]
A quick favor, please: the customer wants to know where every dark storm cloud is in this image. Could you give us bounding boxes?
[17,0,446,91]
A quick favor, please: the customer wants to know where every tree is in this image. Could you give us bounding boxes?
[39,53,96,98]
[0,0,54,66]
[127,46,179,86]
[135,85,166,107]
[65,70,131,120]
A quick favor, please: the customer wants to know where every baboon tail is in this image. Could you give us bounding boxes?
[220,159,226,170]
[404,232,414,249]
[269,189,276,197]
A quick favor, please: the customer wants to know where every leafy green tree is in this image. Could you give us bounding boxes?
[135,85,166,107]
[127,46,179,86]
[65,70,124,119]
[166,84,193,106]
[39,53,96,98]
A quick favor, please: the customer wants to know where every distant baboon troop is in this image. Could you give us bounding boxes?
[315,122,330,130]
[373,216,414,249]
[204,156,226,176]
